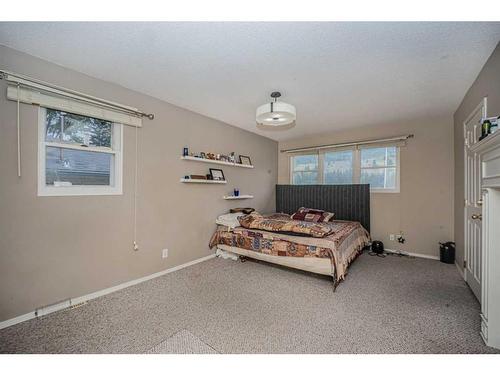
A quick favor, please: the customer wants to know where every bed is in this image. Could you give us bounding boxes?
[209,184,371,289]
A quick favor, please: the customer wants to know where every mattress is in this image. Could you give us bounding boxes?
[216,244,333,276]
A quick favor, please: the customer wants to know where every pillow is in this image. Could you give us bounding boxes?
[216,213,245,228]
[291,207,335,223]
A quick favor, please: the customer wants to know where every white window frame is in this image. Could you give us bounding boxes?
[289,151,320,185]
[37,107,123,196]
[320,147,355,186]
[289,146,400,193]
[359,146,400,193]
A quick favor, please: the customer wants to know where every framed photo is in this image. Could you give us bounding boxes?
[239,155,252,166]
[200,152,206,159]
[209,168,225,181]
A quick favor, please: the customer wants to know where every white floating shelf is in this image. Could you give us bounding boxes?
[181,156,254,169]
[223,195,254,200]
[180,178,227,184]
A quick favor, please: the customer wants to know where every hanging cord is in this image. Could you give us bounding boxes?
[16,83,21,177]
[133,124,139,251]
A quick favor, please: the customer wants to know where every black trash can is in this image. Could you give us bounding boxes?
[439,242,455,264]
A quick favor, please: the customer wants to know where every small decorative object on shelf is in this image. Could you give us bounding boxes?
[209,168,225,181]
[234,188,240,197]
[479,116,500,141]
[239,155,252,166]
[490,116,500,133]
[183,147,189,157]
[200,152,206,159]
[480,119,491,141]
[190,174,207,180]
[229,152,236,163]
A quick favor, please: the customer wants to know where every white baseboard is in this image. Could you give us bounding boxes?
[384,248,440,261]
[455,261,465,279]
[0,253,216,330]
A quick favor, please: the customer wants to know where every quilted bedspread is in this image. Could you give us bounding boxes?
[209,213,370,281]
[238,212,336,238]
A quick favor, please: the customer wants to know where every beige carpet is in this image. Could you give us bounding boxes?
[0,252,498,354]
[147,329,218,354]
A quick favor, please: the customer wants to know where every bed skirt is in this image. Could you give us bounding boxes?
[216,244,334,276]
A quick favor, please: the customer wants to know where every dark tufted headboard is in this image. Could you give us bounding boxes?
[276,184,371,232]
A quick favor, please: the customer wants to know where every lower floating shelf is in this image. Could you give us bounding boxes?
[223,195,254,200]
[180,178,227,184]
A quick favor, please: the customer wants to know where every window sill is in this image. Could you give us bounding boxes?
[370,189,400,194]
[38,186,123,197]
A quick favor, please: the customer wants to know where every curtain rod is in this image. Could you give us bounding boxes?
[0,69,155,120]
[281,134,414,153]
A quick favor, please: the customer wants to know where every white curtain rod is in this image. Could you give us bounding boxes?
[0,69,155,120]
[281,134,414,153]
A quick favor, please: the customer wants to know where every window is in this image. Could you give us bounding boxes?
[360,147,397,190]
[324,150,354,184]
[290,146,400,192]
[38,108,123,196]
[291,154,318,185]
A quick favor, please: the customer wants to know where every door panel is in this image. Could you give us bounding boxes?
[464,99,486,301]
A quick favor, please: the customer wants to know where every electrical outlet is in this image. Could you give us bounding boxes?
[389,234,395,241]
[162,248,169,258]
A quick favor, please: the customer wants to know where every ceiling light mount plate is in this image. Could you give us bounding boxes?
[256,91,296,128]
[270,91,281,100]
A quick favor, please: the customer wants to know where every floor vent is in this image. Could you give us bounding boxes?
[67,301,88,310]
[35,299,88,318]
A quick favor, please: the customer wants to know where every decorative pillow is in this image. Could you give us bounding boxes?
[238,212,334,238]
[291,207,335,223]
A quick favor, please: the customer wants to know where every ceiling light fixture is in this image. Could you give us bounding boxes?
[256,92,296,127]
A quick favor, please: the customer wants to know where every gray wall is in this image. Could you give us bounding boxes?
[454,42,500,272]
[278,115,455,258]
[0,46,278,321]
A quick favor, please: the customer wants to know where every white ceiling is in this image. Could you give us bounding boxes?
[1,22,499,141]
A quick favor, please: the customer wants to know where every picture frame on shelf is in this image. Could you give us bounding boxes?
[239,155,252,166]
[209,168,225,181]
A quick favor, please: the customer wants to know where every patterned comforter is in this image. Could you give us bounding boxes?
[209,213,370,281]
[238,211,335,238]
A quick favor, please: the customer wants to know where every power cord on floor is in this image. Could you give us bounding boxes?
[366,250,414,258]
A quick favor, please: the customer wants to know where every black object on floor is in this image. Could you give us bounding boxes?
[369,240,386,257]
[371,241,384,254]
[439,242,455,264]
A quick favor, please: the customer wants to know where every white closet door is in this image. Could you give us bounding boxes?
[463,99,486,301]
